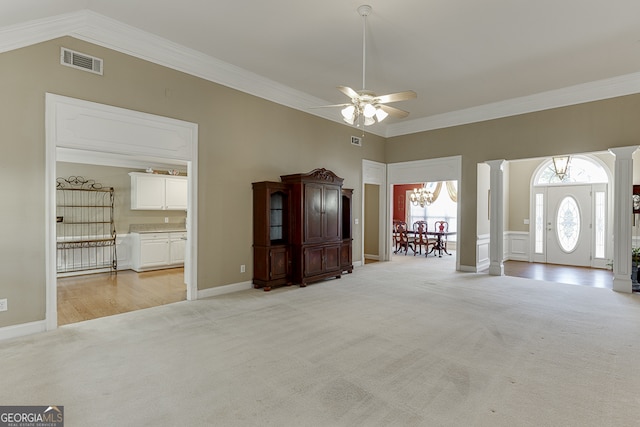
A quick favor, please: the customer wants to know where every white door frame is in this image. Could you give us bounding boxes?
[362,160,387,263]
[45,93,199,330]
[529,155,612,269]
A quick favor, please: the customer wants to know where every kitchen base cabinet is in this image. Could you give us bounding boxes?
[130,231,186,272]
[169,233,187,264]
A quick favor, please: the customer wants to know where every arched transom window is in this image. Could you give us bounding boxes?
[535,156,608,185]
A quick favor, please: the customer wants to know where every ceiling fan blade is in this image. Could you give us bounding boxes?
[310,103,352,109]
[376,90,417,104]
[337,86,360,99]
[379,104,410,119]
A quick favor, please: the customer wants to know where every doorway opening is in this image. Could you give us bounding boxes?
[363,184,381,263]
[45,94,198,330]
[55,161,189,325]
[391,181,458,259]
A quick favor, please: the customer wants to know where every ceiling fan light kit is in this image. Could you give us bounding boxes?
[327,4,417,128]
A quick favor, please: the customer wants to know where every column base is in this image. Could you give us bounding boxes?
[489,262,504,276]
[613,277,632,293]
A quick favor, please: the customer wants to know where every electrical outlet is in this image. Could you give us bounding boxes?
[0,299,7,312]
[164,217,169,223]
[240,264,246,273]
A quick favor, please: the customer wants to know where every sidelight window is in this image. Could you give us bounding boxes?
[535,193,544,254]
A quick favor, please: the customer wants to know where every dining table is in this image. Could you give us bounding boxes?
[425,231,455,257]
[403,229,456,257]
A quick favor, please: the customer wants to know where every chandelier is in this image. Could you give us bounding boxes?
[552,155,571,180]
[410,185,433,207]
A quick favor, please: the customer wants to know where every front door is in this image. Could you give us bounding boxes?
[546,185,592,267]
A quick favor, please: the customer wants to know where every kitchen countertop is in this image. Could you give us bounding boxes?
[129,224,187,233]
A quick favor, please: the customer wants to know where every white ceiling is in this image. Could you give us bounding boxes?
[4,0,640,137]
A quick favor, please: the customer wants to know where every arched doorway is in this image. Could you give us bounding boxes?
[530,155,611,269]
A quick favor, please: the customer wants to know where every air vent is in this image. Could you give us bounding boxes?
[60,48,103,75]
[351,136,362,147]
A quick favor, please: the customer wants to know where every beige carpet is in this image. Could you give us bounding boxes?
[1,255,639,426]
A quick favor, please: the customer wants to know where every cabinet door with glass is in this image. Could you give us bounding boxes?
[252,181,291,290]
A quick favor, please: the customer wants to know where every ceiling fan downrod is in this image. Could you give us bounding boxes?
[358,5,372,91]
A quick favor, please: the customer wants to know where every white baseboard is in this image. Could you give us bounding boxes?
[459,264,482,273]
[364,254,380,260]
[0,320,47,342]
[197,281,253,299]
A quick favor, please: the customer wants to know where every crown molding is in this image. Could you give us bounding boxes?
[0,11,86,53]
[0,10,386,137]
[386,72,640,138]
[3,10,640,139]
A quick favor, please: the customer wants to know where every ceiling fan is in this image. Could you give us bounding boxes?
[319,4,417,127]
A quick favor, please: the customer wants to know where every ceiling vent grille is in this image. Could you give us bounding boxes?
[60,48,103,75]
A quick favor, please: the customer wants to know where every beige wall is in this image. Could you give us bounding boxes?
[387,95,640,266]
[507,158,540,232]
[0,36,385,328]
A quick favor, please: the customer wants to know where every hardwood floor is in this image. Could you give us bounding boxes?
[504,260,614,289]
[57,268,186,326]
[390,249,624,291]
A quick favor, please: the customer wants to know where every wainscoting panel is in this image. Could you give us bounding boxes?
[477,234,490,271]
[507,231,530,261]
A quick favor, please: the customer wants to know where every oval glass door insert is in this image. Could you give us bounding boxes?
[556,196,580,252]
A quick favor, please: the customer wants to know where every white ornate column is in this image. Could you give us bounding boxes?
[609,146,638,293]
[486,160,505,276]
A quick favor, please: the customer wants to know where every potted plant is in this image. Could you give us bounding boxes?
[632,247,640,284]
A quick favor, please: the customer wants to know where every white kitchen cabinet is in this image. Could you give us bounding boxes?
[169,232,187,264]
[165,178,188,209]
[130,232,186,272]
[129,172,188,210]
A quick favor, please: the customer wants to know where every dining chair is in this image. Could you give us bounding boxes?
[395,222,414,255]
[392,220,403,254]
[433,220,449,253]
[412,221,429,256]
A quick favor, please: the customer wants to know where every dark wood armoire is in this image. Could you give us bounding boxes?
[341,188,354,274]
[251,181,291,291]
[281,168,344,286]
[253,168,352,290]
